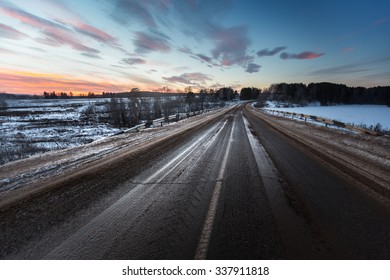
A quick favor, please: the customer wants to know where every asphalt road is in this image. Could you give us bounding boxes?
[1,103,389,259]
[244,105,390,259]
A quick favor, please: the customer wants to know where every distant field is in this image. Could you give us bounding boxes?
[264,103,390,131]
[0,98,121,164]
[0,96,223,164]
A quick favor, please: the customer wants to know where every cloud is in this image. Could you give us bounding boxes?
[312,56,390,76]
[374,16,390,25]
[163,72,212,86]
[112,0,158,28]
[81,52,101,59]
[245,63,262,73]
[0,47,16,54]
[73,23,116,44]
[125,74,162,87]
[0,3,99,54]
[122,58,147,65]
[72,22,127,53]
[29,0,124,51]
[196,54,213,63]
[168,1,252,68]
[68,23,127,54]
[0,23,27,39]
[280,51,324,60]
[0,3,66,31]
[37,29,100,53]
[178,46,213,64]
[311,63,370,75]
[178,46,193,55]
[172,66,190,72]
[257,46,286,57]
[173,0,233,35]
[133,31,171,53]
[211,25,253,66]
[111,0,252,69]
[210,82,224,88]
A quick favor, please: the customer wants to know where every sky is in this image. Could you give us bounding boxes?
[0,0,389,95]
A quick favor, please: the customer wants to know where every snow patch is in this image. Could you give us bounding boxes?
[264,104,390,131]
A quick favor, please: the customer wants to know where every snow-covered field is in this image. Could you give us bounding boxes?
[0,98,121,164]
[264,102,390,131]
[0,97,226,164]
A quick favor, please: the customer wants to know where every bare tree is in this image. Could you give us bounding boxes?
[0,96,8,112]
[153,96,162,119]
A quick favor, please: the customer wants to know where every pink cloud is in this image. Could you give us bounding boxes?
[73,23,116,44]
[296,52,324,59]
[0,4,99,54]
[37,29,99,53]
[280,51,324,60]
[0,23,27,39]
[221,59,232,66]
[0,5,65,31]
[72,21,126,53]
[30,0,124,51]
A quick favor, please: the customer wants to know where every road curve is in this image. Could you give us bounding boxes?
[1,103,389,259]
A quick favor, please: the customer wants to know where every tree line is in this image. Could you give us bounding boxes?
[40,87,242,128]
[81,92,234,128]
[266,82,390,106]
[40,82,390,106]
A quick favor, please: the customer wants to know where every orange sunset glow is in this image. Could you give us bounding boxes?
[0,70,135,95]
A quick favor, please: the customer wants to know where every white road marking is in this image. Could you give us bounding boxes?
[143,120,228,185]
[44,119,229,259]
[194,115,235,260]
